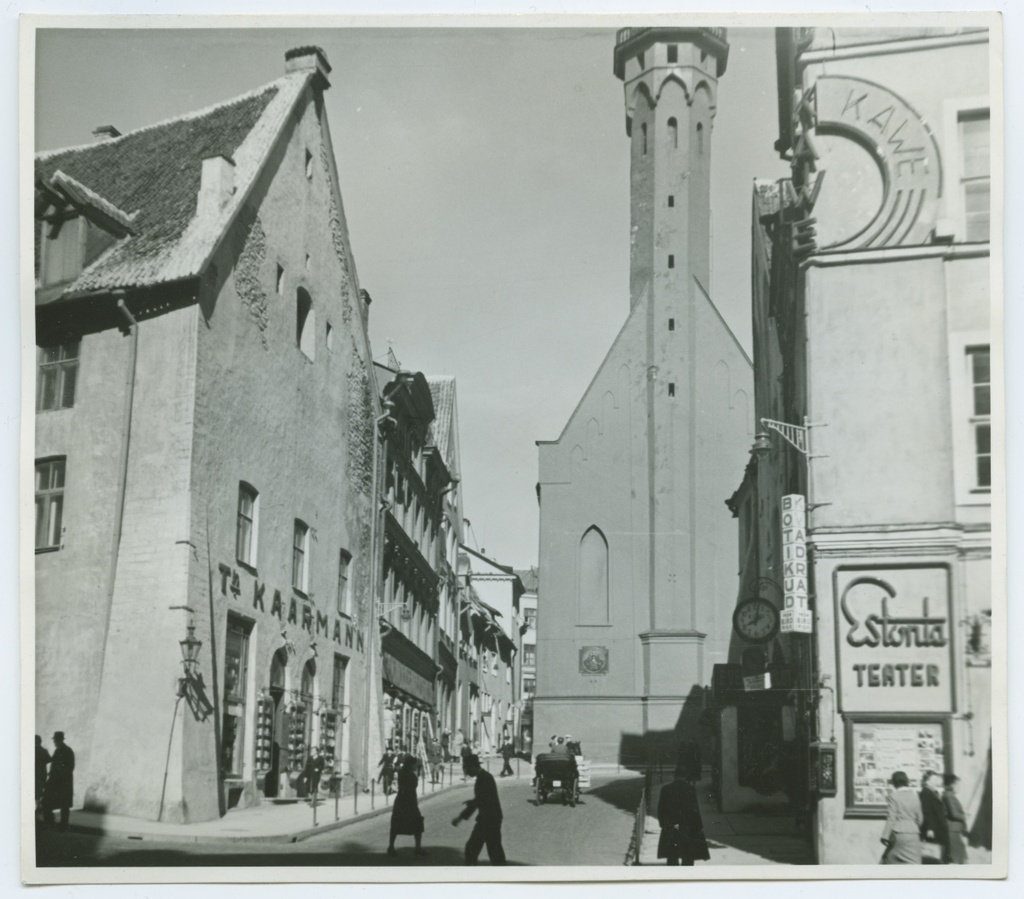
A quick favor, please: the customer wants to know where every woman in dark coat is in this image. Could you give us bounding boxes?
[387,755,426,856]
[41,731,75,830]
[942,774,969,864]
[919,770,950,863]
[657,766,710,866]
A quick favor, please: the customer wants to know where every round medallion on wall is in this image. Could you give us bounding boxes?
[579,645,609,675]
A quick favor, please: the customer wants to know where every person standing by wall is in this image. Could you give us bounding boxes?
[41,731,74,830]
[302,746,325,805]
[499,737,514,777]
[942,774,968,864]
[34,735,51,809]
[656,765,710,866]
[451,754,506,865]
[920,770,950,864]
[880,771,923,864]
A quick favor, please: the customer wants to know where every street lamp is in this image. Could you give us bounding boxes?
[179,624,203,681]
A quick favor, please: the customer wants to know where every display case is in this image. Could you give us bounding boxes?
[287,701,308,772]
[254,695,274,771]
[320,710,339,766]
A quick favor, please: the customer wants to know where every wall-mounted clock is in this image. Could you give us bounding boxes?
[732,597,781,644]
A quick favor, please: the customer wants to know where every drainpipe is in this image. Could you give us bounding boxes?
[98,295,137,681]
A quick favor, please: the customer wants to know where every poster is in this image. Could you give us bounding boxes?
[849,719,946,809]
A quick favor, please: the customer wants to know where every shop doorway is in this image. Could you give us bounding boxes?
[265,649,287,798]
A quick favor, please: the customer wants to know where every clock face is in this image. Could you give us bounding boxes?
[733,597,780,644]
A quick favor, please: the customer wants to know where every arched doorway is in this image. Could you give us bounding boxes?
[265,649,288,797]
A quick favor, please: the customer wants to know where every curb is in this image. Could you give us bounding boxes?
[57,778,481,846]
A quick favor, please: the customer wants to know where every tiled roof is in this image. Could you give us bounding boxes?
[426,375,457,467]
[514,567,539,592]
[35,71,312,299]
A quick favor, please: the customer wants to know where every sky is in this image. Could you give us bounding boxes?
[33,25,788,569]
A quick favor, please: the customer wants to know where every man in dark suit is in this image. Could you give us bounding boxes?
[452,754,506,865]
[657,766,710,866]
[919,770,950,863]
[41,731,75,830]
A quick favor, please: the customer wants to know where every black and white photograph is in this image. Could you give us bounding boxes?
[16,1,1009,887]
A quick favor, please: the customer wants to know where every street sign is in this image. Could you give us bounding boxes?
[781,494,813,634]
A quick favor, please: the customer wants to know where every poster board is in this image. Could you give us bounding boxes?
[843,714,952,817]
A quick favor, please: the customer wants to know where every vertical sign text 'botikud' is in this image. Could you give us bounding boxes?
[781,494,813,633]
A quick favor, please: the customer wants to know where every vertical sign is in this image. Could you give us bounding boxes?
[781,494,813,633]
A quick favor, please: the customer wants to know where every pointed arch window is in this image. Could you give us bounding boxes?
[297,287,315,360]
[577,525,609,625]
[697,122,705,156]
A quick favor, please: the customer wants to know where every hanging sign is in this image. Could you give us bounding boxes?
[781,494,813,633]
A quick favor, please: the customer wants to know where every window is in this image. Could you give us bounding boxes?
[578,525,609,624]
[523,646,536,667]
[293,519,310,593]
[305,149,314,180]
[296,288,315,360]
[523,676,536,696]
[697,122,704,156]
[326,321,334,351]
[222,616,251,777]
[332,654,348,711]
[668,195,674,208]
[668,383,676,397]
[668,318,675,331]
[37,342,80,411]
[668,255,675,269]
[667,117,678,149]
[524,608,537,629]
[641,122,648,156]
[35,458,65,550]
[337,549,352,615]
[637,52,645,70]
[959,111,990,241]
[667,44,678,64]
[968,346,991,489]
[236,483,259,567]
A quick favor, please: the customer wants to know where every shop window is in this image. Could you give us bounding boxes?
[293,519,310,594]
[222,616,252,778]
[236,482,259,568]
[37,341,80,412]
[296,288,315,360]
[35,457,65,551]
[668,116,678,149]
[967,346,991,490]
[959,110,990,242]
[337,549,352,616]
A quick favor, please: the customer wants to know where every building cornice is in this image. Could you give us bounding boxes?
[799,30,988,68]
[810,522,991,558]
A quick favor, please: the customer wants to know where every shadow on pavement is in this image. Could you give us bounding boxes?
[583,776,644,815]
[36,830,524,868]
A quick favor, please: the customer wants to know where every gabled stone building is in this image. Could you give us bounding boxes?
[33,47,379,822]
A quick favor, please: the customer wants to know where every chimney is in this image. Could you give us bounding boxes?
[92,125,121,142]
[197,155,236,220]
[284,46,332,90]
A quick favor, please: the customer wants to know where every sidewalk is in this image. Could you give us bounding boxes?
[56,757,533,846]
[638,776,813,866]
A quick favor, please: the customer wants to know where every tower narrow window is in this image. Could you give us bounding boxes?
[236,482,259,567]
[668,383,676,397]
[668,195,674,208]
[35,457,66,550]
[668,255,675,269]
[296,288,315,360]
[697,122,705,156]
[305,149,314,180]
[276,264,285,295]
[668,318,675,331]
[667,44,678,64]
[959,110,990,241]
[668,117,678,150]
[293,519,310,593]
[641,122,648,156]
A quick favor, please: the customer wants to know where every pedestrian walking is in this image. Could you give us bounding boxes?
[499,737,514,777]
[302,746,325,805]
[441,729,451,762]
[34,735,51,806]
[41,731,74,830]
[387,755,426,857]
[919,770,950,863]
[942,773,968,864]
[428,738,444,784]
[378,743,397,795]
[880,770,924,864]
[451,753,506,865]
[656,765,710,866]
[460,739,473,782]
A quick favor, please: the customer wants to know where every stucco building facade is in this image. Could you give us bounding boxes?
[535,28,754,764]
[716,26,995,864]
[34,48,380,822]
